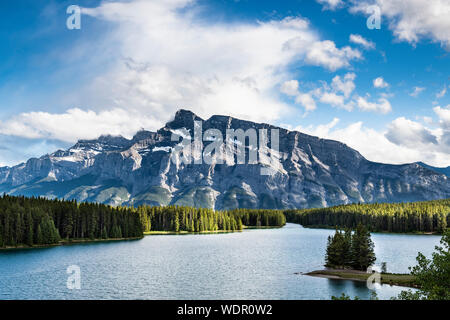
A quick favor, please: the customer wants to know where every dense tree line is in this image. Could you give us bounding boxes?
[285,199,450,233]
[0,195,287,248]
[325,224,376,271]
[136,206,286,233]
[231,209,286,228]
[137,206,243,232]
[0,195,143,247]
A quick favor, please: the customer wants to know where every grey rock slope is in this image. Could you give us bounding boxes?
[416,162,450,178]
[0,109,449,209]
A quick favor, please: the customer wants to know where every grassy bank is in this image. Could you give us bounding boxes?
[143,230,240,236]
[304,269,417,288]
[243,225,283,229]
[143,225,283,236]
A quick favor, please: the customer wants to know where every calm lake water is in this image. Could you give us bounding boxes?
[0,223,442,300]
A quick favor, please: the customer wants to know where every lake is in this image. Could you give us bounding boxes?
[0,223,442,300]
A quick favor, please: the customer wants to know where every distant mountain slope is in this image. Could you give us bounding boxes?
[416,162,450,177]
[0,109,449,209]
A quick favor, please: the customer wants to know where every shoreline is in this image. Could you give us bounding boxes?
[0,237,144,251]
[143,225,284,236]
[0,225,285,250]
[295,224,440,235]
[302,269,418,288]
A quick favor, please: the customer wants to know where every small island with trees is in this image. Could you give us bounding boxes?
[303,223,450,300]
[304,224,418,288]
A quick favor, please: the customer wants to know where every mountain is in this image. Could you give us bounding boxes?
[416,162,450,178]
[0,109,449,209]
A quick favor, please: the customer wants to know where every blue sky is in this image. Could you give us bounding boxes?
[0,0,449,167]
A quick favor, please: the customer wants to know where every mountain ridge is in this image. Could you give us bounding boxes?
[0,109,449,209]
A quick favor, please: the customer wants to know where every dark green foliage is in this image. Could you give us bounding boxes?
[331,293,358,300]
[0,194,143,247]
[0,195,286,248]
[351,224,376,271]
[381,262,387,274]
[325,229,348,268]
[136,206,285,233]
[231,209,286,228]
[37,215,60,244]
[285,199,450,234]
[398,229,450,300]
[325,224,376,271]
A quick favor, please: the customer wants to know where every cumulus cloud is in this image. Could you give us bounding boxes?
[373,77,389,88]
[280,80,300,96]
[410,86,425,97]
[295,93,317,112]
[295,117,449,167]
[434,105,450,129]
[385,117,438,148]
[349,34,375,50]
[356,96,392,114]
[281,73,357,112]
[319,92,345,107]
[331,73,356,98]
[304,40,362,71]
[350,0,450,49]
[281,72,392,113]
[316,0,344,10]
[0,0,370,158]
[0,108,160,142]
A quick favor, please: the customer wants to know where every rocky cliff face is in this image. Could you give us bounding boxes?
[0,109,448,209]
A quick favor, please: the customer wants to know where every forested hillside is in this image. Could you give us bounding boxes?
[284,199,450,233]
[0,195,286,248]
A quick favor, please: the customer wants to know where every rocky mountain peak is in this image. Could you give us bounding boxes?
[0,109,448,209]
[165,109,204,130]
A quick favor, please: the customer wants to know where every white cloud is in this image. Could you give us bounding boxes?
[0,108,159,142]
[319,92,345,107]
[436,86,447,99]
[281,73,356,112]
[434,105,450,129]
[410,86,425,97]
[282,72,391,114]
[331,73,356,98]
[295,118,449,167]
[293,117,340,137]
[349,34,375,50]
[373,77,389,88]
[316,0,344,10]
[356,96,392,114]
[305,40,362,71]
[350,0,450,49]
[0,0,368,150]
[280,80,299,96]
[385,117,438,148]
[295,93,317,111]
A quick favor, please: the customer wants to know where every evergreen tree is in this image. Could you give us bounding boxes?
[36,224,43,245]
[325,229,348,268]
[351,223,376,271]
[101,226,108,239]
